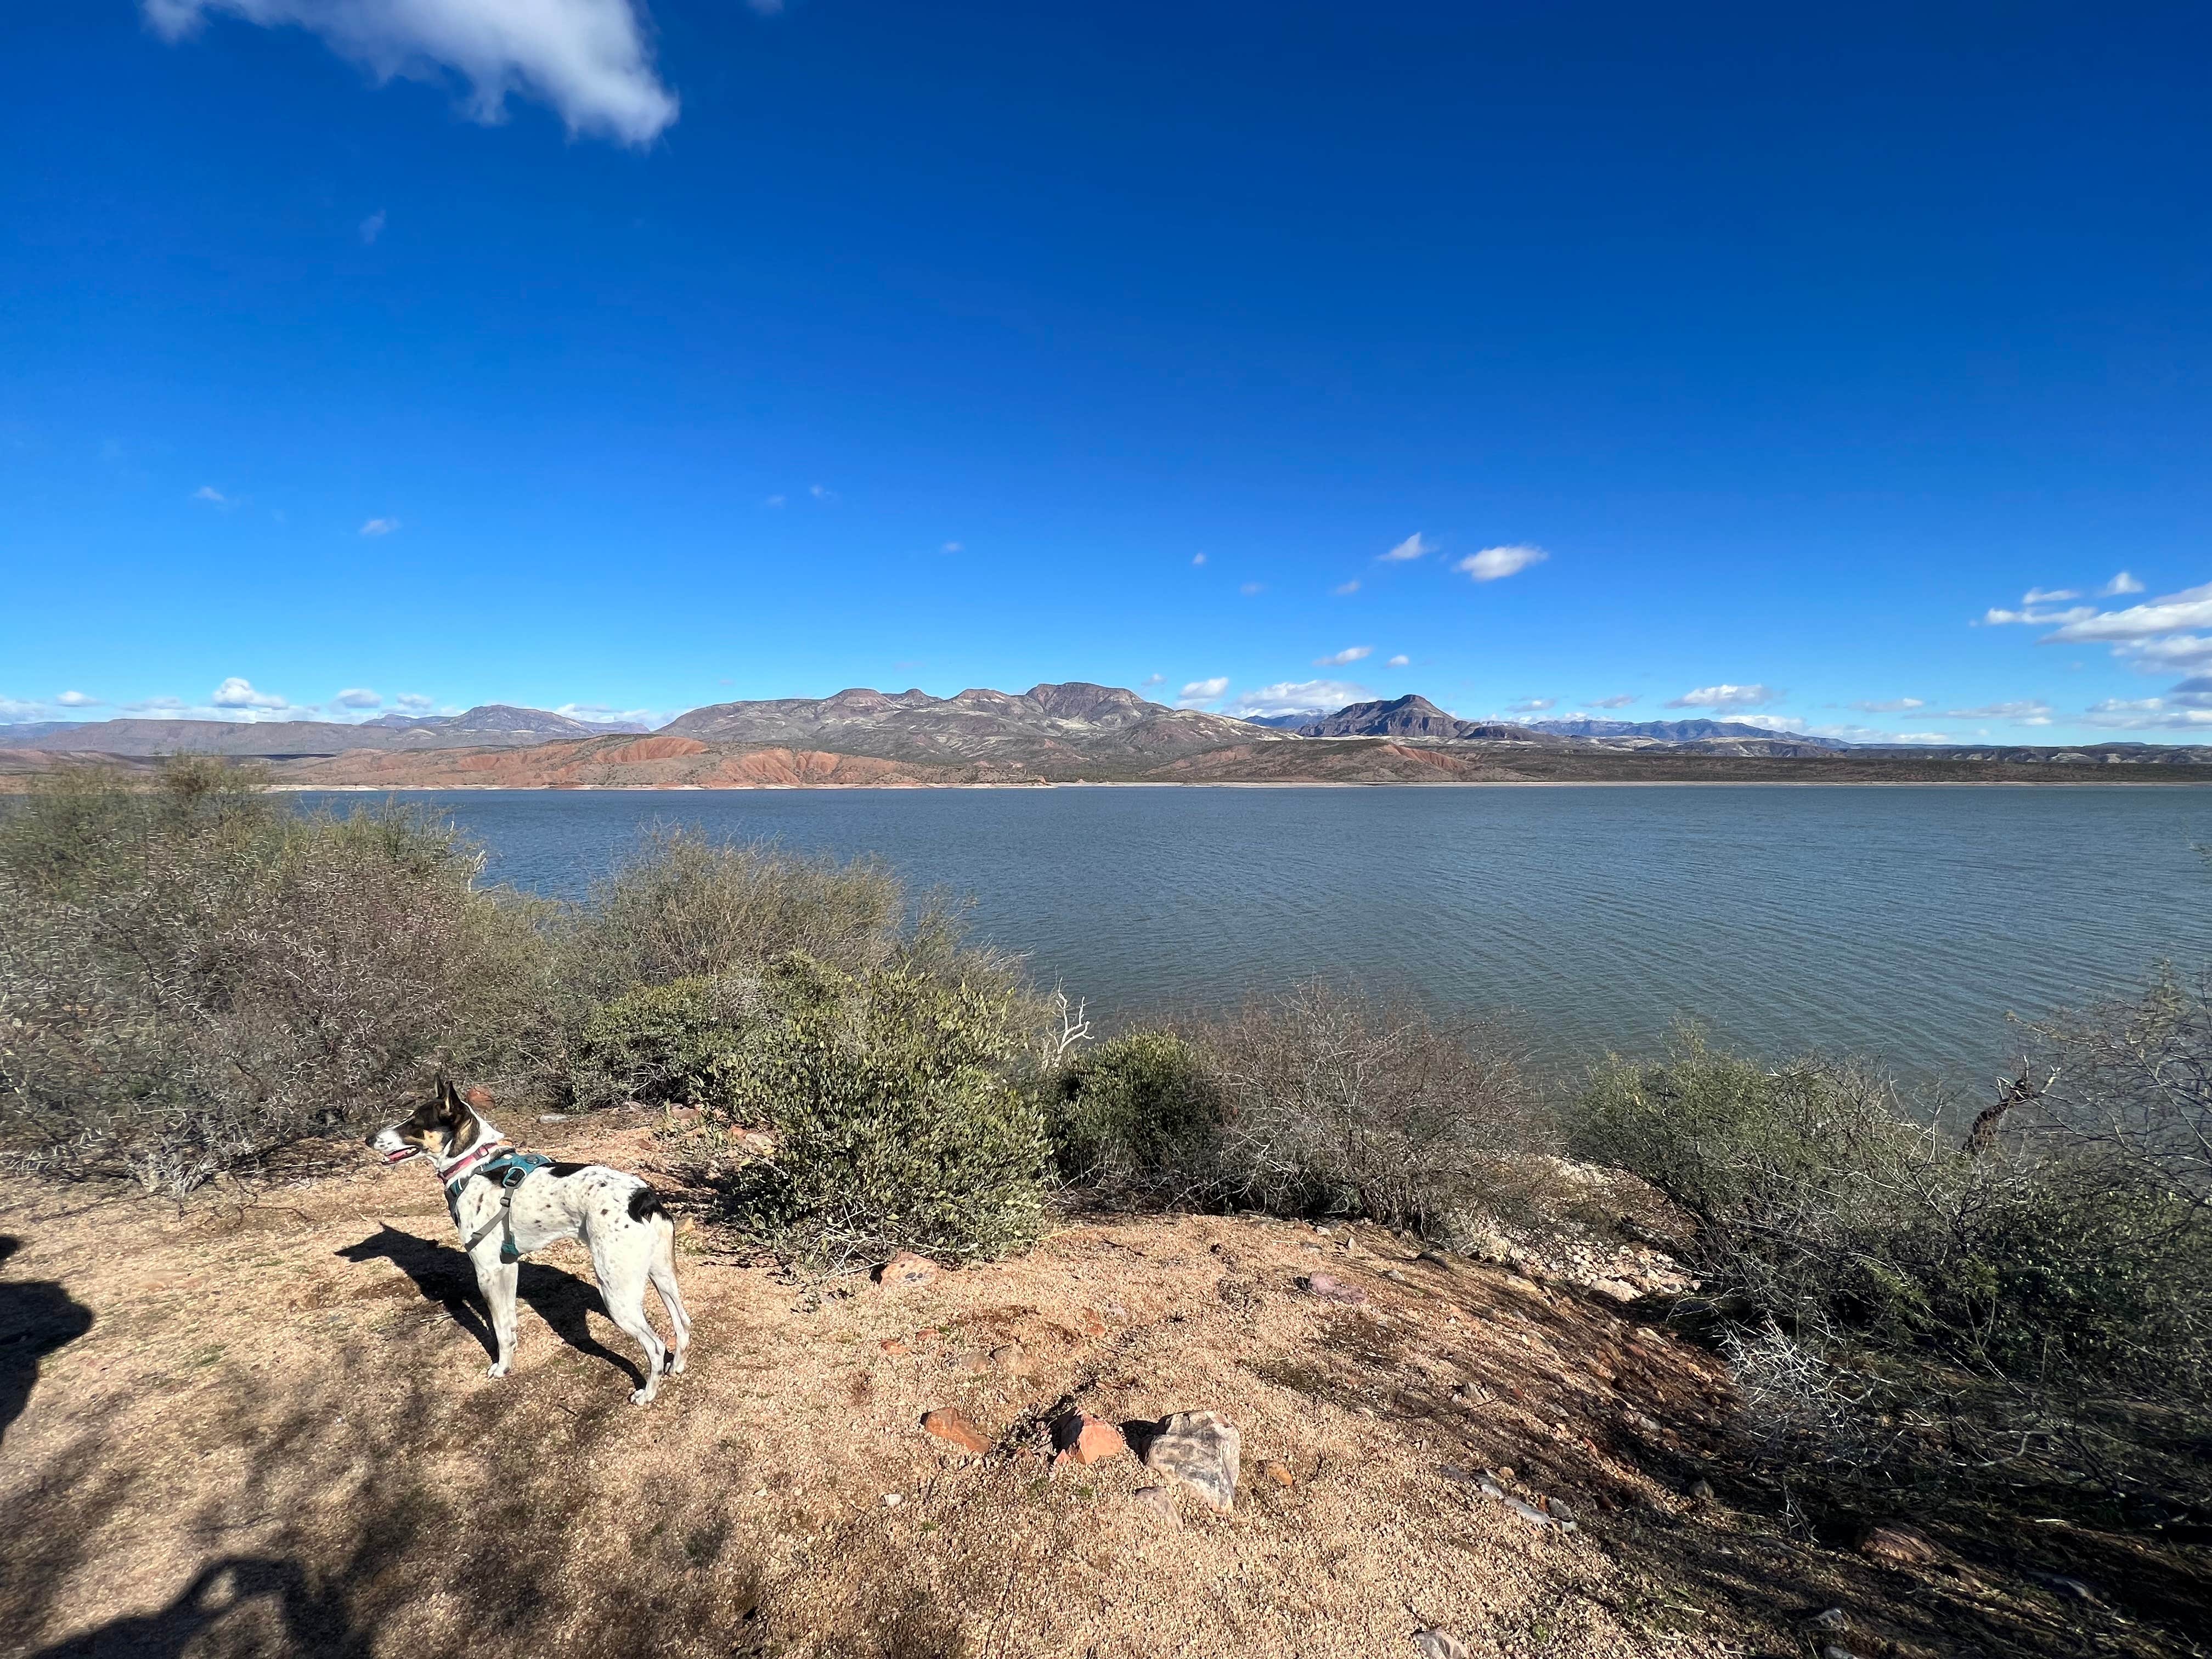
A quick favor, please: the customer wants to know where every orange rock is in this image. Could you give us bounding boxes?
[879,1338,911,1357]
[1078,1307,1109,1336]
[1052,1413,1127,1465]
[921,1409,991,1454]
[1260,1460,1294,1488]
[876,1251,939,1290]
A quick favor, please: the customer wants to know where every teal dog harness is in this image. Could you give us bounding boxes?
[446,1147,555,1263]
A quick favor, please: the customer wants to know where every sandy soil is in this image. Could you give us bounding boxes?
[2,1121,2200,1659]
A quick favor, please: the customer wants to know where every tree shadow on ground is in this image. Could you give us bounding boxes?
[0,1235,94,1450]
[335,1224,642,1389]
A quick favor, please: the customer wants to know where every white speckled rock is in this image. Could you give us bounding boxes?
[1142,1410,1240,1513]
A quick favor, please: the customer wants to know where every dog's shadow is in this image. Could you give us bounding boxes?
[336,1225,642,1389]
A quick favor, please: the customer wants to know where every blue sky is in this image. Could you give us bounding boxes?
[4,2,2210,742]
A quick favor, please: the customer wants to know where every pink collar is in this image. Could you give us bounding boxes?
[437,1138,511,1186]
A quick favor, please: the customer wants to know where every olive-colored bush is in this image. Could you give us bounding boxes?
[1046,1031,1221,1199]
[570,975,759,1109]
[716,956,1049,1266]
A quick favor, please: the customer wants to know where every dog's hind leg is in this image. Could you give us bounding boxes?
[601,1276,666,1404]
[478,1255,520,1379]
[648,1222,691,1375]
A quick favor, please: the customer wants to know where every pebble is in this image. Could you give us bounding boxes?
[876,1251,939,1290]
[920,1409,991,1454]
[1132,1485,1180,1525]
[1412,1632,1469,1659]
[1051,1412,1127,1466]
[1300,1272,1369,1305]
[1808,1608,1849,1632]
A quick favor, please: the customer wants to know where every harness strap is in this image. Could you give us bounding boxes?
[452,1150,555,1263]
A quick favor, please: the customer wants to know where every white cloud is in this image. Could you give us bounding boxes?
[2081,696,2212,731]
[335,687,382,708]
[1313,645,1372,668]
[1508,697,1555,713]
[360,516,399,536]
[1191,553,1206,566]
[1944,699,2053,722]
[557,702,655,725]
[763,494,786,509]
[54,690,103,708]
[1378,533,1431,563]
[1584,693,1637,709]
[144,0,680,146]
[1177,676,1230,708]
[2171,676,2212,709]
[1667,683,1777,710]
[2023,586,2080,603]
[359,207,386,245]
[193,484,234,507]
[1980,603,2093,626]
[1142,673,1166,687]
[1982,580,2212,674]
[212,676,294,710]
[2102,570,2146,596]
[809,483,836,502]
[393,692,436,712]
[1333,579,1360,596]
[124,696,188,713]
[1239,582,1265,596]
[1455,544,1548,583]
[1385,654,1410,668]
[1850,697,1925,713]
[1222,680,1373,719]
[941,541,962,554]
[0,697,49,722]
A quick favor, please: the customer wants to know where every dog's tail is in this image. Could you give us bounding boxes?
[636,1187,691,1373]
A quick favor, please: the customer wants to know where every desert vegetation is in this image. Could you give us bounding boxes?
[5,759,2209,1583]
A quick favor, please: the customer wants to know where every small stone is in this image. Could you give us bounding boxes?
[989,1342,1037,1376]
[1261,1459,1294,1488]
[1141,1410,1241,1514]
[2027,1572,2099,1603]
[1499,1494,1555,1528]
[955,1349,992,1375]
[1591,1279,1640,1304]
[1436,1462,1481,1485]
[877,1251,939,1290]
[921,1409,991,1454]
[1052,1412,1127,1466]
[1077,1307,1108,1336]
[537,1112,569,1122]
[1412,1628,1468,1659]
[879,1338,911,1356]
[1380,1268,1409,1284]
[1417,1250,1457,1273]
[1132,1485,1180,1525]
[1858,1522,1938,1565]
[1685,1477,1715,1502]
[1544,1498,1577,1527]
[882,1492,903,1507]
[1300,1272,1369,1305]
[1808,1609,1849,1632]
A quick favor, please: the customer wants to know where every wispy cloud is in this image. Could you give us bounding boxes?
[809,483,836,503]
[2102,571,2146,596]
[1313,645,1371,668]
[1386,654,1410,668]
[359,207,386,245]
[2022,586,2080,604]
[1584,693,1637,709]
[1191,553,1206,566]
[1222,680,1372,719]
[941,541,962,554]
[2081,696,2212,731]
[1333,579,1360,596]
[144,0,680,146]
[360,516,399,537]
[394,693,436,712]
[556,702,656,726]
[1239,582,1265,596]
[0,697,47,723]
[1142,673,1166,687]
[1508,697,1555,713]
[335,687,382,709]
[1378,533,1431,563]
[1850,697,1925,713]
[1177,676,1230,708]
[1945,699,2053,725]
[1981,579,2212,674]
[55,690,103,708]
[763,494,786,509]
[1455,544,1548,583]
[193,484,235,507]
[1667,683,1777,710]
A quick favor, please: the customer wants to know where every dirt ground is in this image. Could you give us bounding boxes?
[2,1118,2202,1659]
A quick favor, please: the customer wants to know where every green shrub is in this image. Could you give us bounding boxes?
[571,975,757,1109]
[1048,1030,1221,1198]
[0,760,550,1191]
[717,956,1049,1266]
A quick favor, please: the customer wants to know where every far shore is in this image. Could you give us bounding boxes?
[263,776,2212,792]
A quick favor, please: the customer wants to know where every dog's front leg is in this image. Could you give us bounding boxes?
[476,1254,520,1379]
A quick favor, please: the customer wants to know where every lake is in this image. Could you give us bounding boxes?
[298,784,2212,1084]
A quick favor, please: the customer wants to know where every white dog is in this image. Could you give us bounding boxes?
[366,1078,691,1403]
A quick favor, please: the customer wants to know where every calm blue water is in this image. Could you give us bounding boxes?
[298,785,2212,1080]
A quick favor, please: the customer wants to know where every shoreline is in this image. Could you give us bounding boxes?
[266,776,2212,792]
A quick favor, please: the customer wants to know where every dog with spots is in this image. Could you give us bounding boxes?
[366,1077,692,1403]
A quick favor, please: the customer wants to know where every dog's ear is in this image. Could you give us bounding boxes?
[437,1075,467,1120]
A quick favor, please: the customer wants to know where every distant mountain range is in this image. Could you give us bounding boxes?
[6,684,2210,784]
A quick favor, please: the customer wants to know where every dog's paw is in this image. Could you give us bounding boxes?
[669,1353,686,1374]
[486,1362,510,1380]
[629,1385,657,1406]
